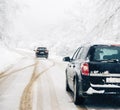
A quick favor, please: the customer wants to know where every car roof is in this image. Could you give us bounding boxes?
[81,40,120,47]
[37,47,46,48]
[37,47,47,49]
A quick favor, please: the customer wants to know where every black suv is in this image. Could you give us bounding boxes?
[63,43,120,105]
[35,47,48,58]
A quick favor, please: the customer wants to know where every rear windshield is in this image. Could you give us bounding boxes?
[89,45,120,61]
[37,47,47,50]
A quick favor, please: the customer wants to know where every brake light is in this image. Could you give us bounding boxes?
[45,50,48,53]
[81,63,89,76]
[111,44,120,46]
[36,50,39,53]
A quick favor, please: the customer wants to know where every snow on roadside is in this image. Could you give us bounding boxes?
[0,46,23,73]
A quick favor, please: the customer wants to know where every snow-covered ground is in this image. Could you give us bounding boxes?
[0,45,23,73]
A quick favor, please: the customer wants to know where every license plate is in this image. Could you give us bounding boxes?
[106,78,120,83]
[40,52,44,54]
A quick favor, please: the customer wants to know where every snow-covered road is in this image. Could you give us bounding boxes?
[0,52,120,110]
[0,57,36,110]
[33,59,80,110]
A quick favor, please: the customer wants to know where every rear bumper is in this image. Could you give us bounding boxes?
[78,76,120,96]
[77,72,120,97]
[81,73,120,95]
[36,54,48,58]
[82,83,120,96]
[90,83,120,89]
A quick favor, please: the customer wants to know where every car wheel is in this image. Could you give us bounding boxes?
[73,77,84,105]
[66,73,71,92]
[36,54,38,58]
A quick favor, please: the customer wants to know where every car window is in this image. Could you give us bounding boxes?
[37,47,47,50]
[90,45,120,61]
[76,47,84,59]
[72,47,81,60]
[81,46,90,59]
[100,48,119,60]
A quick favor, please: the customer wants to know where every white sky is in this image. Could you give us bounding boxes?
[9,0,79,43]
[15,0,78,32]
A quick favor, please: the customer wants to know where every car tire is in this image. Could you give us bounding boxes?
[66,74,71,92]
[73,77,84,105]
[36,54,38,58]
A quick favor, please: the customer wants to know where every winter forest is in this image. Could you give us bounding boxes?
[0,0,120,56]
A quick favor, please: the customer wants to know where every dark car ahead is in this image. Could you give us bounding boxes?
[35,47,48,58]
[63,43,120,105]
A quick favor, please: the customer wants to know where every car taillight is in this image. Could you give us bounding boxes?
[36,50,39,53]
[81,63,89,76]
[45,50,48,53]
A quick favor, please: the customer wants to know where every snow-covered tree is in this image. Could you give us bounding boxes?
[0,0,20,46]
[88,0,120,42]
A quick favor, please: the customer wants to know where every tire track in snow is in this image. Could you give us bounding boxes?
[0,64,36,79]
[20,59,55,110]
[36,61,86,110]
[0,57,35,79]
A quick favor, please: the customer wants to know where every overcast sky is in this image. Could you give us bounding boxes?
[11,0,80,41]
[10,0,97,48]
[14,0,78,34]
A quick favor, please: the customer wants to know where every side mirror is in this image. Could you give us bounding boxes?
[63,57,70,62]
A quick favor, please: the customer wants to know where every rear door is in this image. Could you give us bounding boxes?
[68,47,81,89]
[69,47,84,90]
